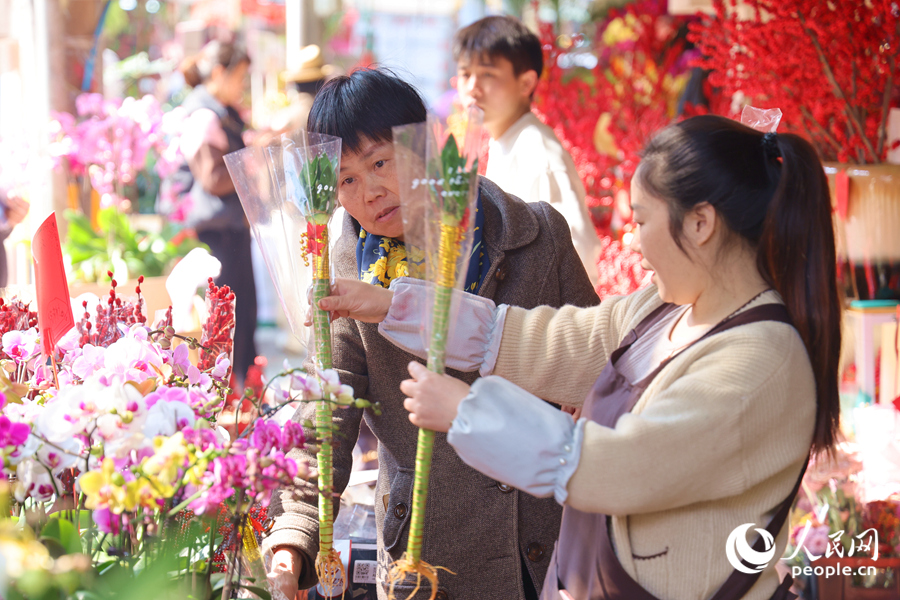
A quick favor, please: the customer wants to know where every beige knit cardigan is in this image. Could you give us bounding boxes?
[493,285,816,600]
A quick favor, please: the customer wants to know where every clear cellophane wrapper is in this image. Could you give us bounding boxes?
[392,106,484,362]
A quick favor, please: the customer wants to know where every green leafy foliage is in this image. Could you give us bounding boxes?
[298,153,338,216]
[41,517,83,556]
[432,135,478,224]
[63,208,207,283]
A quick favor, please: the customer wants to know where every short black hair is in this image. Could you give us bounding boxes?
[453,16,543,77]
[307,68,427,154]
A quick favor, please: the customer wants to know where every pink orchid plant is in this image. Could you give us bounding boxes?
[48,93,186,212]
[0,278,369,598]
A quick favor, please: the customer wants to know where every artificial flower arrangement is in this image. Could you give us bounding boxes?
[0,275,365,600]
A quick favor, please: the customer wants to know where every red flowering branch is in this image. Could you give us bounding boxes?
[0,298,37,360]
[199,278,235,380]
[690,0,900,163]
[75,273,149,348]
[533,0,697,296]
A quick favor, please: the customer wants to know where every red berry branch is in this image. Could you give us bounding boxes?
[689,0,900,164]
[533,0,698,295]
[75,272,150,347]
[0,297,37,334]
[0,298,37,360]
[199,278,235,379]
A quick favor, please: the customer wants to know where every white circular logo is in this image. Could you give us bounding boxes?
[725,523,776,574]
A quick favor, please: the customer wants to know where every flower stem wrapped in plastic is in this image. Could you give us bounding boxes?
[225,131,351,595]
[388,107,484,599]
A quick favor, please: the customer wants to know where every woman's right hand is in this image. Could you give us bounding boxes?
[268,547,303,600]
[304,278,394,325]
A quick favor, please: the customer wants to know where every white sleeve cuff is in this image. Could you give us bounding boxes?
[379,277,506,374]
[448,376,584,505]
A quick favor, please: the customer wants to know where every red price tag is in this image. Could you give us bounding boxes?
[32,212,74,355]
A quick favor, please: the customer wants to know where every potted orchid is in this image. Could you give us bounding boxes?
[0,277,358,600]
[48,93,185,214]
[49,93,201,291]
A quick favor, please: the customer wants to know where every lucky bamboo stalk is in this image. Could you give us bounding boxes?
[225,132,348,597]
[389,125,478,600]
[407,223,460,563]
[307,218,344,592]
[295,144,345,595]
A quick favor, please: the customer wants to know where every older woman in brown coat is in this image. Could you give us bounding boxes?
[262,68,599,600]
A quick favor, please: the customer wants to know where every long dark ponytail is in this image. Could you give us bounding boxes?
[637,115,841,455]
[758,132,841,455]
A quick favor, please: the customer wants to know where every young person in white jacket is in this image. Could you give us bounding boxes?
[454,16,603,286]
[311,115,843,600]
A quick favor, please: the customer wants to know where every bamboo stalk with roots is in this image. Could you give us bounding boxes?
[388,122,479,600]
[307,219,345,594]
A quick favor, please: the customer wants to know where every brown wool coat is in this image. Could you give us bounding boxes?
[263,177,600,600]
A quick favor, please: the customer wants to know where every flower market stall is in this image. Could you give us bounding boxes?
[5,1,900,599]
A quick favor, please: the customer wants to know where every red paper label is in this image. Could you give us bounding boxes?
[835,169,850,220]
[32,213,74,355]
[307,222,327,256]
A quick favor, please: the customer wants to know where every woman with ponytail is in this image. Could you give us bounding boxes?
[313,114,842,600]
[170,40,258,385]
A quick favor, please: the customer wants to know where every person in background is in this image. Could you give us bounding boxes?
[0,190,29,288]
[269,44,336,134]
[454,15,602,287]
[176,40,258,386]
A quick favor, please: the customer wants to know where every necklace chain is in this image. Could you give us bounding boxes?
[668,288,774,358]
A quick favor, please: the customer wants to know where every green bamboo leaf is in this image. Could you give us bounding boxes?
[442,134,460,171]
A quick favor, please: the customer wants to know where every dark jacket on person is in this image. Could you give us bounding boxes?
[263,177,600,600]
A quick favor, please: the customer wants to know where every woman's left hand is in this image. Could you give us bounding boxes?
[400,362,471,432]
[303,277,394,326]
